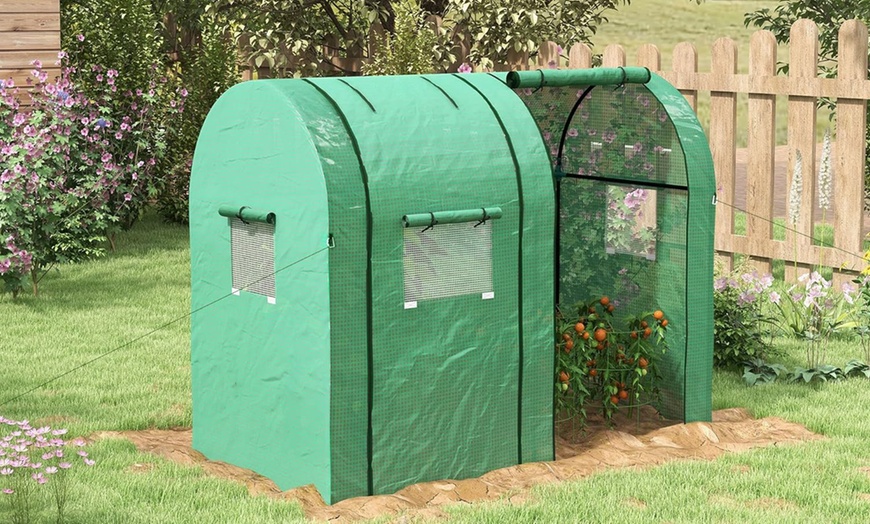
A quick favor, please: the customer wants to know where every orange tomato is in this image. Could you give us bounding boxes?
[600,296,610,306]
[575,322,585,333]
[559,371,570,383]
[653,310,664,320]
[594,328,607,342]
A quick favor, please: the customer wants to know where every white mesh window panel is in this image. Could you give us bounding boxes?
[403,221,493,304]
[230,218,276,298]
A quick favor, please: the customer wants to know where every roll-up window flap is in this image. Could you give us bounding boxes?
[218,205,277,225]
[402,207,503,228]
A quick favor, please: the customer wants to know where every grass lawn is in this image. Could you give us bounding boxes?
[591,0,833,146]
[2,214,870,522]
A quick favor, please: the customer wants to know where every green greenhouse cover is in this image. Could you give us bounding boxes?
[189,67,714,505]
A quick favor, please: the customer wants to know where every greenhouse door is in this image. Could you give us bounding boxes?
[368,215,522,495]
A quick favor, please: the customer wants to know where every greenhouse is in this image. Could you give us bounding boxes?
[189,67,714,503]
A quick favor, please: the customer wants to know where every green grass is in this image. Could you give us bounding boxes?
[0,213,305,523]
[591,0,834,146]
[3,215,870,522]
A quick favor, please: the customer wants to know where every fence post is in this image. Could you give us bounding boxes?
[710,37,738,273]
[538,41,560,69]
[602,44,626,67]
[746,30,777,275]
[568,43,592,69]
[672,42,698,111]
[636,43,661,71]
[785,19,820,282]
[834,20,869,285]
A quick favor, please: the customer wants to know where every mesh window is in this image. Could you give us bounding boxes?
[605,185,658,260]
[517,82,691,421]
[230,218,276,298]
[403,221,493,305]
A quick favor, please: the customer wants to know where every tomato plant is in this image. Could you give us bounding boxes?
[555,296,670,426]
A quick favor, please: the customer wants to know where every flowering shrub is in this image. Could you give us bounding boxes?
[0,416,94,524]
[0,236,32,297]
[555,297,669,426]
[712,268,777,367]
[770,271,856,369]
[0,42,186,296]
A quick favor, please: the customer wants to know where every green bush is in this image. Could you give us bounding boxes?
[363,0,445,76]
[158,23,239,224]
[713,267,776,368]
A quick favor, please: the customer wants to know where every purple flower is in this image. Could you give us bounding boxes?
[624,188,647,209]
[567,128,578,138]
[457,63,472,74]
[83,458,95,466]
[58,462,71,470]
[45,466,57,474]
[77,34,85,42]
[124,193,132,202]
[602,130,616,144]
[769,291,781,304]
[2,489,12,495]
[0,468,12,475]
[738,291,756,305]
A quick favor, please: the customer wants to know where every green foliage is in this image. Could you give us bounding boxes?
[742,358,788,386]
[555,299,668,426]
[208,0,632,76]
[789,364,845,383]
[158,23,239,224]
[363,0,442,75]
[844,358,870,378]
[61,0,183,230]
[712,268,776,368]
[769,271,857,369]
[745,1,870,208]
[61,0,164,99]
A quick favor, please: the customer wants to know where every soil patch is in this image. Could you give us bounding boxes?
[96,407,821,522]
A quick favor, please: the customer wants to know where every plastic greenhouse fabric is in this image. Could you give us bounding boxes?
[189,67,714,504]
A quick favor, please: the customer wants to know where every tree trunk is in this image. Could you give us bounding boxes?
[30,267,38,297]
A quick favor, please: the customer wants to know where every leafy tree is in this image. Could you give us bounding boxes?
[363,0,442,75]
[208,0,632,76]
[745,1,870,209]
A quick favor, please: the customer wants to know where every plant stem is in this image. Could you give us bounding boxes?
[30,267,38,297]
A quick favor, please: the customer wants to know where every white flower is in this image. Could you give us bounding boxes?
[818,129,832,211]
[789,150,803,226]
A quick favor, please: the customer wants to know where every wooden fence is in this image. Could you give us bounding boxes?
[245,19,869,283]
[0,0,60,93]
[472,20,870,285]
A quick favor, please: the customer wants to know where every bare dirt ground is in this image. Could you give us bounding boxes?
[96,407,821,522]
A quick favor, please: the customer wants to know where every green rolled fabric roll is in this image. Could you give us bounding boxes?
[505,67,651,89]
[402,207,503,228]
[218,205,277,225]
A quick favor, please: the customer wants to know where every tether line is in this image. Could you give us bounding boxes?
[715,198,867,264]
[0,246,329,408]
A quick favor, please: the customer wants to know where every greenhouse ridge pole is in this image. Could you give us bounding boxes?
[505,67,651,89]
